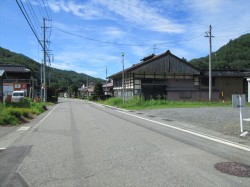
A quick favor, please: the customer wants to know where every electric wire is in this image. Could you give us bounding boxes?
[53,25,204,47]
[26,0,42,38]
[41,0,51,19]
[16,0,44,50]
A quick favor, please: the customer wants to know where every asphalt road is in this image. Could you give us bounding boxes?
[0,98,250,186]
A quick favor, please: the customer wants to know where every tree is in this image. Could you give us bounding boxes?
[68,84,79,98]
[93,82,104,100]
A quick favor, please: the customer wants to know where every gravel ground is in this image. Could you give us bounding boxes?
[137,107,250,140]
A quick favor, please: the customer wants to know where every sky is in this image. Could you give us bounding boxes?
[0,0,250,80]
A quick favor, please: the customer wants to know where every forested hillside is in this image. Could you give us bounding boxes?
[0,47,103,91]
[189,33,250,70]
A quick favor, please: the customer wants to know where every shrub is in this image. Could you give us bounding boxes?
[0,111,18,126]
[7,108,22,119]
[5,98,31,108]
[21,108,32,118]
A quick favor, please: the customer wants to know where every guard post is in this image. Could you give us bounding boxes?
[232,94,246,133]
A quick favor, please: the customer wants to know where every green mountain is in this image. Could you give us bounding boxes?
[189,33,250,70]
[0,47,103,91]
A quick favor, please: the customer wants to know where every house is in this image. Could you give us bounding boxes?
[0,70,7,103]
[102,80,113,97]
[79,82,95,99]
[0,64,31,101]
[109,50,250,101]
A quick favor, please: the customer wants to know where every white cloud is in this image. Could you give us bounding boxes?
[47,0,184,33]
[102,27,126,38]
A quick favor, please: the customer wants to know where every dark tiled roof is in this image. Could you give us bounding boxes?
[109,50,200,78]
[0,64,30,73]
[202,70,250,77]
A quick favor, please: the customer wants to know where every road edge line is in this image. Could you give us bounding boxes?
[116,110,250,152]
[32,104,59,130]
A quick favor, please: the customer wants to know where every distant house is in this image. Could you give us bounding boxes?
[0,70,7,102]
[79,82,95,99]
[0,64,31,100]
[109,50,250,101]
[102,80,113,97]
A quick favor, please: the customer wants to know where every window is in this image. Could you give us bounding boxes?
[194,77,199,86]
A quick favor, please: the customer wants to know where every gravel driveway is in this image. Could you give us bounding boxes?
[137,107,250,140]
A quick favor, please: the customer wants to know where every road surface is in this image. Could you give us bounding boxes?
[0,98,249,186]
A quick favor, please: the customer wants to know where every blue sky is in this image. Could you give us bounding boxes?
[0,0,250,79]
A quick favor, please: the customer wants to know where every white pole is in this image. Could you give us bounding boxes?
[121,52,125,106]
[239,95,243,133]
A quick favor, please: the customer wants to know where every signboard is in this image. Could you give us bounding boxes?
[232,94,245,108]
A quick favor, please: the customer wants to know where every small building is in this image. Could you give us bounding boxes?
[0,70,7,103]
[109,50,250,101]
[102,80,113,97]
[0,64,31,100]
[79,82,95,99]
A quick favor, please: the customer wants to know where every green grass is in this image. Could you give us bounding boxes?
[99,97,232,110]
[0,99,50,126]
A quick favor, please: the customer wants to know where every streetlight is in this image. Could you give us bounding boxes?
[121,52,125,105]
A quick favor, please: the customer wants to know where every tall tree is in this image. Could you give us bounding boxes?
[93,82,104,100]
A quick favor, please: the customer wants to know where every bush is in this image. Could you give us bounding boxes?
[7,108,22,119]
[0,100,49,126]
[0,110,18,126]
[5,98,31,108]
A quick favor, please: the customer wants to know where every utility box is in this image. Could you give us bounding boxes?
[232,94,246,108]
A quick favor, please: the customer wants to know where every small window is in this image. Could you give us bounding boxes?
[194,77,199,86]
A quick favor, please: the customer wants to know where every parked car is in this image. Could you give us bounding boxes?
[11,91,25,102]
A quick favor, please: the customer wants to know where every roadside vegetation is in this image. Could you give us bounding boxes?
[0,98,49,126]
[99,97,232,110]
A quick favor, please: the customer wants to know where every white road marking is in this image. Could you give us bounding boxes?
[0,148,6,150]
[17,126,30,131]
[116,109,250,152]
[32,104,59,130]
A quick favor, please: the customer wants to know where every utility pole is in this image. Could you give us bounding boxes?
[205,25,214,101]
[153,44,158,54]
[106,66,108,97]
[42,17,47,102]
[121,52,125,105]
[41,17,52,102]
[40,60,43,101]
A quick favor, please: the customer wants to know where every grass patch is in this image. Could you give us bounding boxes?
[0,99,50,126]
[99,97,232,110]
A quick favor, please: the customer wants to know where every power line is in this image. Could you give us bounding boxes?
[41,0,50,19]
[37,0,48,18]
[26,0,42,38]
[44,0,53,19]
[16,0,44,50]
[53,25,204,47]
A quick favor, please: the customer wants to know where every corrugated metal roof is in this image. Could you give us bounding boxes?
[0,64,30,73]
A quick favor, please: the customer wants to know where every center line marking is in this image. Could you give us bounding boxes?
[115,109,250,152]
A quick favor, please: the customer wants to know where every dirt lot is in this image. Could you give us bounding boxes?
[134,107,250,144]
